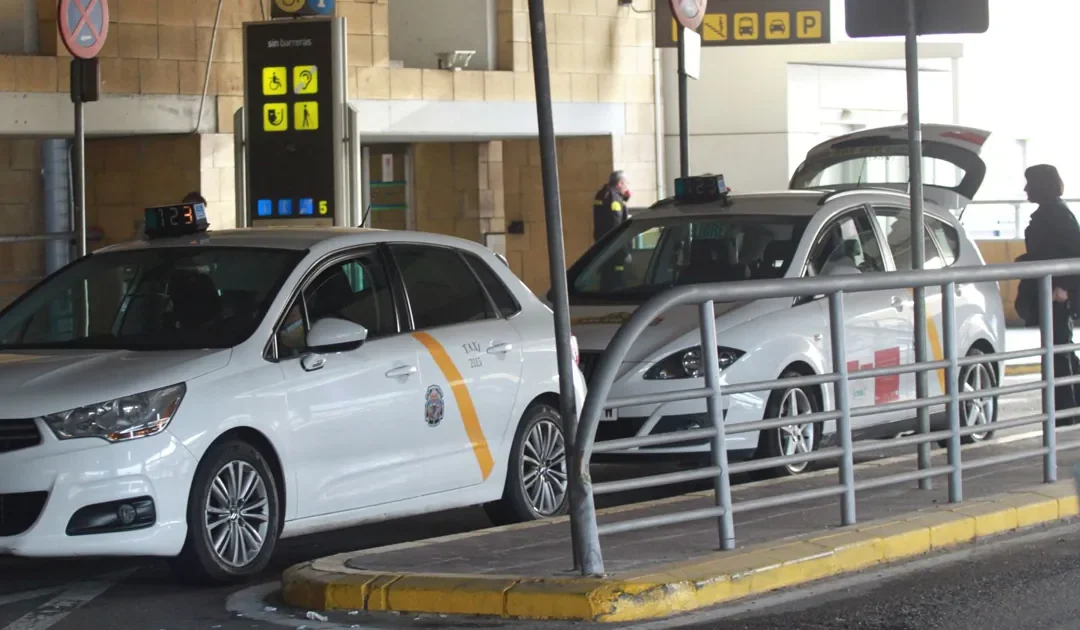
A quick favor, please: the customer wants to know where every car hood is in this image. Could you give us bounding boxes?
[0,349,232,418]
[570,301,755,363]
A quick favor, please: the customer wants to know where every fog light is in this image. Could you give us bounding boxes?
[117,503,137,525]
[66,496,155,536]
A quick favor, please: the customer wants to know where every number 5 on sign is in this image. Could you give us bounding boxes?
[318,200,329,215]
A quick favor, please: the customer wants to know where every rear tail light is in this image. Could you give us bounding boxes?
[570,335,580,365]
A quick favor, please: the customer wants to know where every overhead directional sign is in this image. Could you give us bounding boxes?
[656,0,830,48]
[58,0,110,59]
[244,17,344,222]
[271,0,335,19]
[845,0,989,38]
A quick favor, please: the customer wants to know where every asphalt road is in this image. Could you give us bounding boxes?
[0,377,1048,630]
[661,520,1080,630]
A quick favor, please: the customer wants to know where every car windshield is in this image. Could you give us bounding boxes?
[569,212,810,301]
[0,246,304,351]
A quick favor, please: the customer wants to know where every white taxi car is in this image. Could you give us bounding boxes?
[565,124,1004,477]
[0,204,585,584]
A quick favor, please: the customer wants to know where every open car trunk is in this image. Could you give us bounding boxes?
[789,124,991,215]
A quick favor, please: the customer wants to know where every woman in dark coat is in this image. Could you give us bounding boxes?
[1019,164,1080,413]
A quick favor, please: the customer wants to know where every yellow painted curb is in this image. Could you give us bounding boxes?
[280,481,1080,622]
[1005,363,1041,376]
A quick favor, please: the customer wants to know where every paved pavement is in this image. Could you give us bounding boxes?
[0,376,1059,629]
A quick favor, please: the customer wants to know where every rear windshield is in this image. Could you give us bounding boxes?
[567,211,810,302]
[0,246,303,351]
[792,155,965,190]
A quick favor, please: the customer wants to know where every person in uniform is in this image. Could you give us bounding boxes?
[592,172,633,291]
[593,171,632,242]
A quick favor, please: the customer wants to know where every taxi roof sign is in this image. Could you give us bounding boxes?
[144,203,210,238]
[674,174,728,203]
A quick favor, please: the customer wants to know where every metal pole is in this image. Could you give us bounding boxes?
[943,282,963,502]
[1039,275,1058,483]
[527,0,582,570]
[676,32,689,178]
[699,300,734,550]
[233,107,247,228]
[829,292,856,525]
[347,106,362,227]
[73,98,87,258]
[905,0,931,490]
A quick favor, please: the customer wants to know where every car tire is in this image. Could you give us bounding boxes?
[169,440,281,585]
[937,347,999,447]
[484,403,569,527]
[751,370,822,480]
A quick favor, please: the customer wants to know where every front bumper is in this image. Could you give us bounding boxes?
[592,375,768,455]
[0,423,197,558]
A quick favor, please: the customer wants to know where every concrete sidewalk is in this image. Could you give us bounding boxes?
[283,428,1080,623]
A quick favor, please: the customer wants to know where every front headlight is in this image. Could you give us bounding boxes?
[43,383,186,443]
[644,347,744,380]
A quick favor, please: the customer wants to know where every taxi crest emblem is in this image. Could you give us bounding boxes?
[425,385,445,427]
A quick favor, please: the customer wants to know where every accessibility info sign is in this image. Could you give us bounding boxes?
[243,17,345,223]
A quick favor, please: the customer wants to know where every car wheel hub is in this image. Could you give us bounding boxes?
[521,418,568,517]
[778,388,814,474]
[204,460,270,569]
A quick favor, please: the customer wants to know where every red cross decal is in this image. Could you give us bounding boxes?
[71,0,102,42]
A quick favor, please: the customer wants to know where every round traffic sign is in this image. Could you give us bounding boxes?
[275,0,305,14]
[58,0,109,59]
[669,0,707,31]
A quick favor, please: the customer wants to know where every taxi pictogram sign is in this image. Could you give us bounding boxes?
[58,0,110,59]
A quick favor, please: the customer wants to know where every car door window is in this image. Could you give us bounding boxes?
[874,208,948,271]
[463,252,521,318]
[392,245,495,329]
[807,209,886,276]
[928,217,960,267]
[277,249,397,358]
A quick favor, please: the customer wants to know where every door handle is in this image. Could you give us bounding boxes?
[487,342,514,355]
[891,296,904,311]
[385,365,417,378]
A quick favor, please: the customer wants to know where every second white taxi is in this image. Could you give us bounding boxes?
[565,124,1005,477]
[0,205,585,583]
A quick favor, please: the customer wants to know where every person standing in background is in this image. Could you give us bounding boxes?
[593,171,631,243]
[1019,164,1080,416]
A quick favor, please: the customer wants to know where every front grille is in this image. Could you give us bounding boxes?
[0,491,48,536]
[0,419,42,454]
[579,351,603,385]
[597,413,727,449]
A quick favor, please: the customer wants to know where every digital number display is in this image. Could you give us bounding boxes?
[144,203,210,238]
[674,175,728,204]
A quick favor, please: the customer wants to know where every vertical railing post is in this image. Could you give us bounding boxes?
[943,282,963,503]
[699,300,735,550]
[1039,275,1058,483]
[828,292,856,525]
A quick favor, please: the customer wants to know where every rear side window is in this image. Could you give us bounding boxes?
[464,253,521,318]
[928,218,960,266]
[392,245,494,329]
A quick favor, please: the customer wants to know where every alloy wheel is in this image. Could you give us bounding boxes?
[204,460,270,568]
[777,388,816,474]
[520,418,568,517]
[962,363,996,441]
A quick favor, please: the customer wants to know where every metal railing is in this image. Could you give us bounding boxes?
[568,258,1080,576]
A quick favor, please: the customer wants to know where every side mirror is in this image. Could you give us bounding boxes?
[306,317,368,352]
